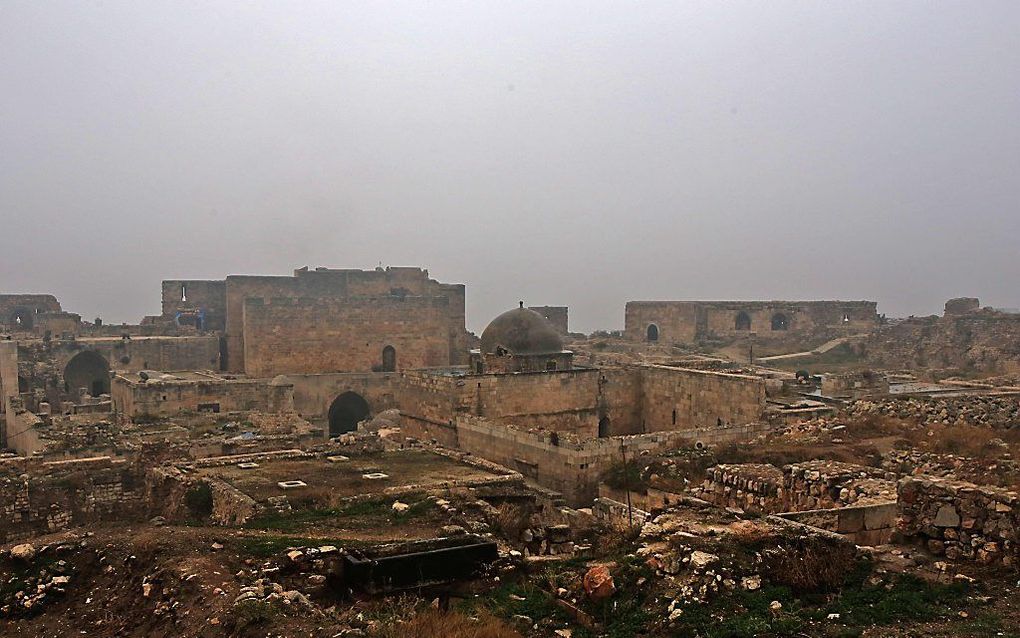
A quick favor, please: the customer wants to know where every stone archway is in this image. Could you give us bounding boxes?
[327,391,370,437]
[646,324,659,342]
[771,313,790,331]
[64,350,110,397]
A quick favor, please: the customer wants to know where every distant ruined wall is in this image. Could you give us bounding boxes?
[625,300,878,344]
[866,311,1020,373]
[528,306,568,334]
[161,280,227,331]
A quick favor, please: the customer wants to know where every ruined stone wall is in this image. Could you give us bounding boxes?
[700,464,785,514]
[0,456,145,542]
[898,476,1018,566]
[451,416,686,503]
[866,311,1020,373]
[847,393,1020,429]
[0,295,63,333]
[528,306,569,334]
[640,365,766,432]
[241,296,451,377]
[161,280,227,331]
[698,461,895,514]
[784,461,895,510]
[625,300,878,344]
[15,336,221,408]
[598,367,643,436]
[110,375,292,417]
[779,503,898,546]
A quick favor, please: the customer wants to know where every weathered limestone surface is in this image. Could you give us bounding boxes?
[898,476,1019,566]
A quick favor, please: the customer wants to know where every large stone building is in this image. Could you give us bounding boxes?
[625,300,879,344]
[160,266,471,376]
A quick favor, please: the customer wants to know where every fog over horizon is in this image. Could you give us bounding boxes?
[2,1,1017,334]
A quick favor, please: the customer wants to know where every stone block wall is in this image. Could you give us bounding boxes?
[224,267,469,374]
[700,464,785,514]
[697,461,895,514]
[110,374,293,417]
[0,456,145,542]
[784,461,895,511]
[625,300,878,344]
[779,502,898,546]
[161,280,227,331]
[640,365,766,432]
[241,296,451,377]
[528,306,568,334]
[898,476,1018,566]
[0,295,63,333]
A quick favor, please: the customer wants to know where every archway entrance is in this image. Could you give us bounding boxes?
[771,313,790,331]
[327,391,370,437]
[381,345,396,372]
[64,351,110,397]
[734,311,751,331]
[598,417,611,438]
[646,324,659,342]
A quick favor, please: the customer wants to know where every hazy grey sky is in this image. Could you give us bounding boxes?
[2,1,1018,332]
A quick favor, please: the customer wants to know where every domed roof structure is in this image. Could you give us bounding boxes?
[480,304,564,355]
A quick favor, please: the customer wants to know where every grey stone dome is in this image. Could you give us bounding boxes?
[480,306,564,355]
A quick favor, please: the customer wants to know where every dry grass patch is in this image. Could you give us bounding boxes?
[369,609,522,638]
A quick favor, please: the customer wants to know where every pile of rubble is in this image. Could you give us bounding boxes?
[882,449,1020,488]
[635,502,857,623]
[898,476,1019,566]
[848,395,1020,429]
[0,541,78,617]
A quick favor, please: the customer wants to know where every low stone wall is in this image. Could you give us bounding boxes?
[898,477,1018,566]
[784,461,895,511]
[779,502,897,546]
[695,461,896,518]
[592,496,652,530]
[699,464,785,514]
[0,456,145,542]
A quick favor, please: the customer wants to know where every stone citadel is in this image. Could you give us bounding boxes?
[1,267,1019,636]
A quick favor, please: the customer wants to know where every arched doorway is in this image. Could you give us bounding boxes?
[646,324,659,342]
[327,391,370,437]
[381,345,396,372]
[734,311,751,331]
[598,417,611,437]
[771,313,790,331]
[10,307,33,330]
[64,350,110,397]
